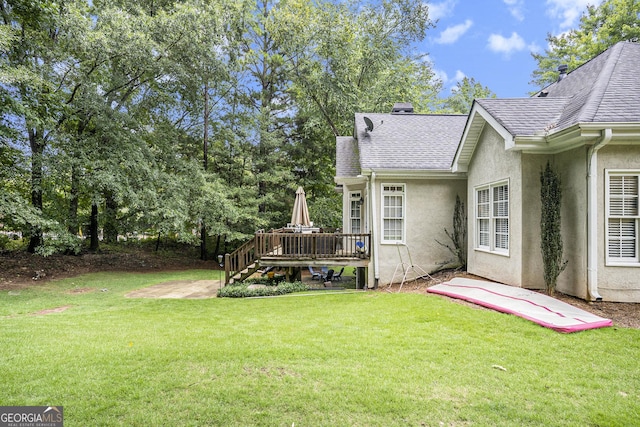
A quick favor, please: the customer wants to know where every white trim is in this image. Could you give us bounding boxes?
[380,183,406,244]
[474,180,510,255]
[587,129,612,301]
[605,169,640,265]
[349,191,363,234]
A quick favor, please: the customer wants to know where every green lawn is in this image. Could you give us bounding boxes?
[1,270,639,426]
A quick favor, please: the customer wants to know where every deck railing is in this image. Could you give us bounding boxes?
[225,231,371,285]
[255,231,370,260]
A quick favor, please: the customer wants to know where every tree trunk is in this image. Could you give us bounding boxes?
[27,128,44,253]
[214,234,221,261]
[200,83,209,261]
[68,163,80,235]
[200,224,207,261]
[103,192,118,243]
[89,203,99,252]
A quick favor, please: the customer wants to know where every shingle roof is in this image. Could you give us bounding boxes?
[353,113,467,171]
[476,97,569,135]
[336,136,360,178]
[478,41,640,136]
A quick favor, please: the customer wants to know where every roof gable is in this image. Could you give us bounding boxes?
[454,41,640,170]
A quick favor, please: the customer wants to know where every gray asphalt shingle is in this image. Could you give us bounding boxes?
[353,113,467,171]
[482,41,640,136]
[338,42,639,177]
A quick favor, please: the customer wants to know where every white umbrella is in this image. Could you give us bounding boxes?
[290,186,311,227]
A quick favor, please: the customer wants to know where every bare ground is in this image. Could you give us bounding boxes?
[0,249,216,290]
[1,250,639,329]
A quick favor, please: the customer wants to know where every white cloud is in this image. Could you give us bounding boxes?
[503,0,525,21]
[433,68,449,85]
[487,32,527,55]
[545,0,604,29]
[435,19,473,44]
[427,0,457,21]
[433,68,466,93]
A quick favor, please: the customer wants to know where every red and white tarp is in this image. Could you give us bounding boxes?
[427,278,613,333]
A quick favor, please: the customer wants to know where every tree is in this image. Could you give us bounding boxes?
[540,162,567,295]
[441,77,495,114]
[270,0,441,226]
[531,0,640,89]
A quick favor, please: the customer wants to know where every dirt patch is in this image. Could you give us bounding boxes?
[125,279,220,299]
[0,249,216,291]
[31,305,72,316]
[66,287,95,294]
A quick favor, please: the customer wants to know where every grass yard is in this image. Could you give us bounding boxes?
[1,270,639,426]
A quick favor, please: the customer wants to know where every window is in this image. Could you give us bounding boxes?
[475,181,509,253]
[607,172,639,263]
[382,184,405,243]
[349,192,362,234]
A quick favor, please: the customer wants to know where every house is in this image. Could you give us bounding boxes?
[335,41,640,302]
[335,104,468,288]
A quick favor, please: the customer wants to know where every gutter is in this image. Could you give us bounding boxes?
[370,171,379,289]
[586,128,612,301]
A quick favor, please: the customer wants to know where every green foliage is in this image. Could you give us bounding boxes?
[441,77,496,114]
[217,281,308,298]
[540,162,568,294]
[530,0,640,89]
[1,0,446,256]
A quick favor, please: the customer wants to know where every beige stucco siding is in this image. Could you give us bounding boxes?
[597,144,640,302]
[374,178,467,285]
[466,125,523,286]
[511,148,589,295]
[520,154,548,290]
[553,147,589,299]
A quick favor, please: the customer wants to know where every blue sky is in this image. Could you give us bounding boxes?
[421,0,604,98]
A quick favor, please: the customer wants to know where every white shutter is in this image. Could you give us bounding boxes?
[607,173,639,262]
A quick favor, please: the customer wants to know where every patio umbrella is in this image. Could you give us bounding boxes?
[290,186,312,227]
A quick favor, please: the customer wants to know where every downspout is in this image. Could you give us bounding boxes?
[370,171,380,288]
[586,128,612,301]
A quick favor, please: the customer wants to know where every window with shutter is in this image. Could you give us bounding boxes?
[607,172,639,264]
[475,181,509,254]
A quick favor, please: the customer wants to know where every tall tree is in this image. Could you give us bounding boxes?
[441,77,495,114]
[0,0,89,252]
[239,0,296,228]
[531,0,640,89]
[271,0,441,226]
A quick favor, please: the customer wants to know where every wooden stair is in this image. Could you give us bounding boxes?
[224,237,258,285]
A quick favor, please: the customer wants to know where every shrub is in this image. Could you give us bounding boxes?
[217,281,308,298]
[540,161,568,295]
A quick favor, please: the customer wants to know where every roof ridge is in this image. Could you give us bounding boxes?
[577,42,625,123]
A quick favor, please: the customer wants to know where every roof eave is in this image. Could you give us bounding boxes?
[360,168,465,179]
[513,122,640,154]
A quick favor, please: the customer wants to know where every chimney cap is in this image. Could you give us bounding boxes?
[557,64,568,81]
[391,102,414,114]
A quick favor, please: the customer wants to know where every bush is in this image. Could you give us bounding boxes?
[217,281,308,298]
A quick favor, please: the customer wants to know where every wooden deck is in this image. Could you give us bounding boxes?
[224,231,371,285]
